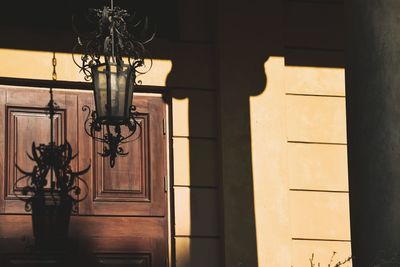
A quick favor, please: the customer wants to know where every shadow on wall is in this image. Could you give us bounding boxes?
[162,0,346,266]
[163,0,281,265]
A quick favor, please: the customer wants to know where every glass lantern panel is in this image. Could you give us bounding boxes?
[93,63,135,124]
[126,67,135,113]
[92,65,108,119]
[109,64,128,119]
[110,64,133,121]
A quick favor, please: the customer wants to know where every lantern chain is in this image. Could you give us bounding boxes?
[49,52,58,189]
[52,52,57,81]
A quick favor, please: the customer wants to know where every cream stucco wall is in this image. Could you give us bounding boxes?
[250,57,291,266]
[248,58,351,266]
[0,49,173,86]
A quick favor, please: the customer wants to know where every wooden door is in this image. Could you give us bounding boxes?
[0,85,168,267]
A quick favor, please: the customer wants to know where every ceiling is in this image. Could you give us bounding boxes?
[0,0,178,50]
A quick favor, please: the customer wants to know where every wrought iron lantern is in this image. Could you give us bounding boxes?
[73,0,154,167]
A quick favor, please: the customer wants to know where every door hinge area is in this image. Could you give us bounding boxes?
[164,176,168,192]
[162,118,166,135]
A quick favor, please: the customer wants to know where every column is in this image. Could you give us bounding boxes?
[346,0,400,266]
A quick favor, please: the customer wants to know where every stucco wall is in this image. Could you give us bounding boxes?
[217,0,351,266]
[285,1,351,265]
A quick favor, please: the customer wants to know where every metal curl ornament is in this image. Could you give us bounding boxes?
[82,105,142,168]
[72,0,154,167]
[71,1,154,83]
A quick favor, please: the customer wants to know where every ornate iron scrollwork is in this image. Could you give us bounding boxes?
[72,1,154,167]
[82,105,142,167]
[72,5,154,84]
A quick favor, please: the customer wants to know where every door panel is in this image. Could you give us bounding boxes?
[94,115,150,202]
[5,106,66,213]
[95,254,151,267]
[0,85,168,267]
[79,94,166,216]
[0,215,166,266]
[3,255,65,267]
[0,87,72,214]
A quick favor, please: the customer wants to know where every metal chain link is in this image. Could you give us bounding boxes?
[49,52,57,145]
[52,52,57,81]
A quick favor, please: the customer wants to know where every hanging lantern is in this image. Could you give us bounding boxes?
[72,0,154,167]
